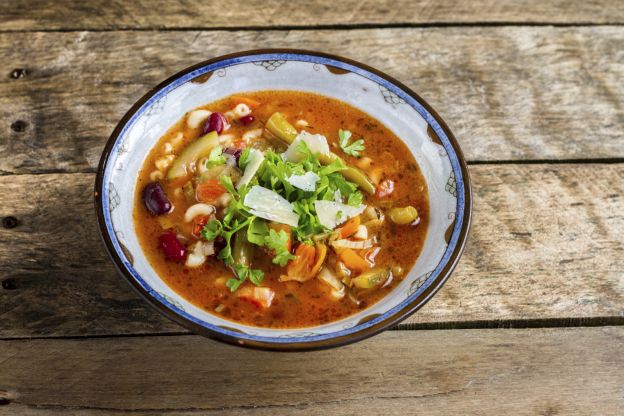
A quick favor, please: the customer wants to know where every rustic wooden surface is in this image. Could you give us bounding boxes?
[2,27,624,174]
[1,1,622,414]
[1,327,622,415]
[1,164,623,337]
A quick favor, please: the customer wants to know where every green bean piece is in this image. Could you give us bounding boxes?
[352,267,391,289]
[266,112,376,194]
[388,206,419,225]
[265,112,298,143]
[232,229,253,267]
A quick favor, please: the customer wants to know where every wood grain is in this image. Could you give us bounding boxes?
[1,27,623,174]
[1,164,622,337]
[2,0,624,31]
[0,327,622,415]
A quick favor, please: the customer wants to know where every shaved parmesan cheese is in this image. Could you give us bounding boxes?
[244,186,300,227]
[282,131,330,162]
[286,171,320,192]
[237,149,264,189]
[314,200,366,229]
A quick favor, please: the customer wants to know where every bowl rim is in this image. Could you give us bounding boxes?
[94,49,472,351]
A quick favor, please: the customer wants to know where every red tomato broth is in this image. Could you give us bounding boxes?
[134,90,429,328]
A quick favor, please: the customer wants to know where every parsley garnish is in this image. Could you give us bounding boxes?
[338,129,365,158]
[206,145,227,168]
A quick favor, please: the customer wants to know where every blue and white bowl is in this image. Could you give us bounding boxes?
[95,50,472,351]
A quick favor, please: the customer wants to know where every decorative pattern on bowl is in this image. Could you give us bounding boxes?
[95,50,471,350]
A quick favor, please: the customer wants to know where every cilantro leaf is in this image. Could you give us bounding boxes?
[338,129,365,158]
[226,278,243,292]
[206,145,227,168]
[219,175,238,197]
[249,268,265,285]
[226,263,265,292]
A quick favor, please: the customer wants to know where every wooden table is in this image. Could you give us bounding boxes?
[1,1,623,414]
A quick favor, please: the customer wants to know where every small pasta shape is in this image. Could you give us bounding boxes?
[149,170,164,181]
[155,154,175,171]
[171,132,184,147]
[218,134,235,146]
[163,142,173,154]
[184,203,216,223]
[295,119,309,128]
[233,103,252,118]
[186,109,211,129]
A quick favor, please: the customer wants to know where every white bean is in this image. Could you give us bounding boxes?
[233,103,251,118]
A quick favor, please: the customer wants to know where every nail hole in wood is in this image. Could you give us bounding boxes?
[10,68,27,79]
[0,398,10,406]
[2,216,19,229]
[2,278,17,290]
[10,120,27,133]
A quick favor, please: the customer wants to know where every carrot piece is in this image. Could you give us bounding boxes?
[337,216,361,238]
[196,180,226,202]
[231,95,261,109]
[338,248,372,274]
[282,244,317,282]
[268,223,292,252]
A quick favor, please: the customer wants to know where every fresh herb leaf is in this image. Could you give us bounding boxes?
[264,229,296,266]
[219,175,238,197]
[226,264,265,292]
[338,129,365,158]
[247,217,269,246]
[347,191,363,207]
[206,145,227,168]
[226,278,243,292]
[200,219,223,241]
[249,268,265,285]
[239,147,251,169]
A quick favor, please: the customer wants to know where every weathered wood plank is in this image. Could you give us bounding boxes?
[1,164,622,337]
[0,327,622,415]
[2,0,624,31]
[1,27,623,174]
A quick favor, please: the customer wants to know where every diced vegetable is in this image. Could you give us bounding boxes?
[167,131,219,180]
[196,180,227,203]
[331,238,375,250]
[281,243,318,282]
[338,248,371,273]
[232,230,253,267]
[231,95,261,109]
[236,149,264,189]
[185,240,215,268]
[353,224,368,240]
[192,215,210,238]
[244,185,300,227]
[314,200,366,230]
[286,171,320,192]
[337,216,360,238]
[236,286,275,308]
[310,243,327,277]
[352,267,391,289]
[318,267,343,291]
[265,111,298,142]
[388,206,419,225]
[376,179,395,198]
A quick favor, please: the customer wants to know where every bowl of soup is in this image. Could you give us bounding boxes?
[95,50,471,350]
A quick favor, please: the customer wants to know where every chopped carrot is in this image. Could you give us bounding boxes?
[192,215,210,239]
[196,179,226,202]
[231,95,261,109]
[337,216,361,238]
[268,223,292,252]
[338,248,372,274]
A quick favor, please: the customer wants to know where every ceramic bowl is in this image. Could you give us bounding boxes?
[95,49,472,351]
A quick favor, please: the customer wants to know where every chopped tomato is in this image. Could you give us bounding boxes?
[192,215,210,239]
[281,243,318,282]
[231,140,247,150]
[231,95,261,109]
[376,179,395,198]
[196,179,226,202]
[337,216,360,238]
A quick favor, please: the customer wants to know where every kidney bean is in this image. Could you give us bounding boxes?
[202,112,227,134]
[239,115,255,125]
[159,231,187,262]
[143,182,172,215]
